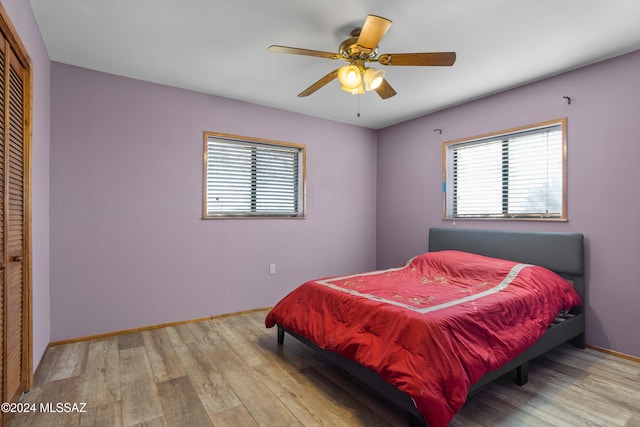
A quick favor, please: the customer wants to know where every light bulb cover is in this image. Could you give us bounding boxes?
[363,68,385,91]
[338,64,362,89]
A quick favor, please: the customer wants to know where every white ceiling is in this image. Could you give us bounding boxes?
[29,0,640,129]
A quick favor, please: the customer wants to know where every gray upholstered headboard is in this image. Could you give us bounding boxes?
[428,227,584,276]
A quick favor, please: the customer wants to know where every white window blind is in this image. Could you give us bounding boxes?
[443,119,566,220]
[204,133,305,218]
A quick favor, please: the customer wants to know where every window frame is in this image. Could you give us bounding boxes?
[442,118,567,221]
[202,131,306,219]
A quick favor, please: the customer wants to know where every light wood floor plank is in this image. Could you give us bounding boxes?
[79,403,123,427]
[82,338,121,409]
[172,341,242,416]
[164,323,196,346]
[209,405,258,427]
[480,379,591,426]
[542,349,640,415]
[213,348,302,426]
[551,345,640,383]
[141,329,186,383]
[25,377,84,427]
[118,332,144,351]
[119,347,164,426]
[215,318,268,368]
[156,376,212,427]
[6,309,640,427]
[32,345,62,385]
[255,357,373,426]
[303,356,407,426]
[49,341,89,381]
[186,320,230,353]
[531,364,633,425]
[129,417,168,427]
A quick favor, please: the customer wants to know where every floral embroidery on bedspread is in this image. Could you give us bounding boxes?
[314,256,531,314]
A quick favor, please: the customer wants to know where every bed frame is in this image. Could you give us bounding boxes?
[276,227,586,426]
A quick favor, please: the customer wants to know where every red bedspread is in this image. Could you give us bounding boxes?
[265,250,582,427]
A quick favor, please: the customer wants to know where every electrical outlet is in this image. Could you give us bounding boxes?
[269,263,276,274]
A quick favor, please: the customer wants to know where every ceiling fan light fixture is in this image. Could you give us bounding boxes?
[363,68,385,91]
[269,14,456,99]
[341,85,365,95]
[338,64,362,89]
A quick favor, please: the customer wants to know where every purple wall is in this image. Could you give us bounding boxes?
[2,0,51,371]
[50,63,377,341]
[377,49,640,357]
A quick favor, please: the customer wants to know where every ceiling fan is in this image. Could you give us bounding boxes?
[268,14,456,99]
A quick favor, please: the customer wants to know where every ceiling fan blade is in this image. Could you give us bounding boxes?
[356,15,392,50]
[268,45,341,60]
[298,68,340,97]
[377,52,456,66]
[375,79,397,99]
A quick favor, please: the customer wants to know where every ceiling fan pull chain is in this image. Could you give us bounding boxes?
[357,94,361,117]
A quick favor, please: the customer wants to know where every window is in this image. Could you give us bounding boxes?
[203,132,305,218]
[443,119,566,220]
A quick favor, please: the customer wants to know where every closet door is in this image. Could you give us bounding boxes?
[0,35,4,411]
[0,9,31,418]
[2,36,26,406]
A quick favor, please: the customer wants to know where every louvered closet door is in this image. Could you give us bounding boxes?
[0,32,28,413]
[0,35,5,408]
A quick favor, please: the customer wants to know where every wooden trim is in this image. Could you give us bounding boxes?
[20,24,34,396]
[442,118,566,147]
[587,344,640,364]
[0,3,31,69]
[49,307,272,347]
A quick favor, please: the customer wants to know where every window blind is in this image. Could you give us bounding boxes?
[445,120,565,219]
[204,135,303,217]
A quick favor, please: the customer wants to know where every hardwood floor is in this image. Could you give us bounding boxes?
[7,309,640,427]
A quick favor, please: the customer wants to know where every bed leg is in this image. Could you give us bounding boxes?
[516,361,529,386]
[571,333,586,349]
[277,325,285,345]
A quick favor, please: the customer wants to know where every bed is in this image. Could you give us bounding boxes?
[265,228,586,426]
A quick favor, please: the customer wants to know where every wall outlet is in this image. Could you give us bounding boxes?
[269,263,276,274]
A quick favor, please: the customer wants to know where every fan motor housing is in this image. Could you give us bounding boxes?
[339,30,377,60]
